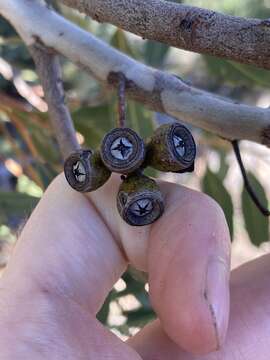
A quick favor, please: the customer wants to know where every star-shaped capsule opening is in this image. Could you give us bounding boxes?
[173,134,186,157]
[131,198,153,217]
[73,161,86,182]
[111,137,133,160]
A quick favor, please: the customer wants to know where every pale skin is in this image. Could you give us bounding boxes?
[0,173,269,359]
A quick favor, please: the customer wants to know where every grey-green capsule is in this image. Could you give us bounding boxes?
[100,128,146,174]
[146,123,196,172]
[117,173,164,226]
[64,149,111,192]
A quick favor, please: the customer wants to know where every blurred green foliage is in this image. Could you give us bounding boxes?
[0,0,269,336]
[242,173,269,246]
[202,167,234,239]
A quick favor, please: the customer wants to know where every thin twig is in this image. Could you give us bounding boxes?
[117,73,126,128]
[232,140,270,216]
[29,45,79,159]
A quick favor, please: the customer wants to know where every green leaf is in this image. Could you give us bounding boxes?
[96,290,115,325]
[228,61,270,88]
[122,271,145,294]
[0,191,40,225]
[128,266,148,284]
[124,308,156,328]
[126,100,155,139]
[204,55,270,88]
[202,168,234,239]
[217,151,229,181]
[241,173,269,246]
[72,105,114,149]
[143,40,169,68]
[123,270,151,308]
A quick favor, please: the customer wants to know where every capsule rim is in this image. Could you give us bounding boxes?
[168,123,196,168]
[118,189,164,226]
[101,128,146,174]
[64,150,93,192]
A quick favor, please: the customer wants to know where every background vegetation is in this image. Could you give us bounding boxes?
[0,0,270,338]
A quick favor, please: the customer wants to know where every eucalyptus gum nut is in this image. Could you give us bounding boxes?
[100,128,146,174]
[146,123,196,172]
[117,173,164,226]
[64,149,111,192]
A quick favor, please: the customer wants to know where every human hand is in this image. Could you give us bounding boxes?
[1,173,261,360]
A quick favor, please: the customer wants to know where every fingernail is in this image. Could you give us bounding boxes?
[205,258,230,350]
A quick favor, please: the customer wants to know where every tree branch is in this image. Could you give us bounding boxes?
[61,0,270,70]
[0,0,270,147]
[28,45,79,159]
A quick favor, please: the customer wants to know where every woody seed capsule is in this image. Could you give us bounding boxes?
[100,128,146,174]
[146,123,196,172]
[64,149,111,192]
[117,173,164,226]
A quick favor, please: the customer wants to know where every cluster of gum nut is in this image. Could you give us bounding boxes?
[64,122,196,227]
